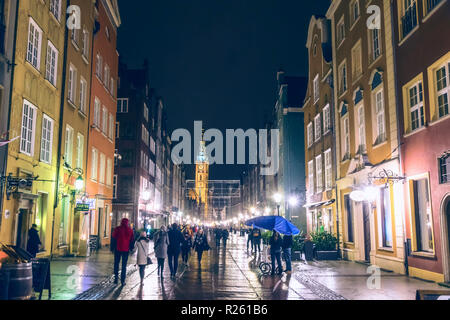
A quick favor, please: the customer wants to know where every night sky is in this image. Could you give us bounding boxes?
[117,0,331,180]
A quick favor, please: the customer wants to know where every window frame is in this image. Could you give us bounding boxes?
[316,154,323,194]
[308,160,315,195]
[314,114,322,142]
[324,149,332,191]
[76,133,84,170]
[307,122,314,148]
[323,104,331,134]
[68,64,77,105]
[313,74,320,104]
[64,125,74,167]
[27,18,43,70]
[20,100,37,156]
[40,114,53,164]
[45,41,58,86]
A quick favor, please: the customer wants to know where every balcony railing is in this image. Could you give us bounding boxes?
[401,2,418,39]
[426,0,443,14]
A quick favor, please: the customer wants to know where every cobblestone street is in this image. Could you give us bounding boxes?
[47,233,445,301]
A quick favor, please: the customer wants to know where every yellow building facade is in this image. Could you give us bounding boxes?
[194,137,209,221]
[0,0,67,258]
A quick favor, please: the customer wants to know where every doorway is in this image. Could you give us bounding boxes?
[16,209,30,250]
[363,203,371,263]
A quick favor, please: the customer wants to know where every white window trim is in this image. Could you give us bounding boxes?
[356,103,366,153]
[45,41,58,86]
[91,148,98,181]
[323,104,331,134]
[338,60,347,96]
[68,64,77,104]
[435,62,450,119]
[342,116,350,160]
[316,155,323,194]
[79,77,87,114]
[27,18,43,70]
[307,122,314,147]
[64,125,74,167]
[76,133,84,170]
[20,100,37,156]
[324,149,332,191]
[313,74,320,104]
[50,0,62,21]
[374,87,386,143]
[40,114,53,164]
[314,114,322,142]
[409,81,425,131]
[308,160,315,196]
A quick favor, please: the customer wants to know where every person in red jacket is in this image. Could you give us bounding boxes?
[112,218,134,285]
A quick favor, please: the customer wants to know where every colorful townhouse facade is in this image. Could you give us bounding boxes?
[303,16,338,240]
[391,0,450,283]
[0,0,67,257]
[85,0,120,250]
[53,0,96,257]
[327,0,406,274]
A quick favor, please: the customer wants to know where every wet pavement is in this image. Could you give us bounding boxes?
[43,233,445,300]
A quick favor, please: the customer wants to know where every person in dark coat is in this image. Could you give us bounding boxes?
[247,229,253,252]
[252,228,262,253]
[112,218,134,285]
[193,229,209,266]
[167,223,184,278]
[282,235,293,272]
[181,231,192,265]
[215,228,222,248]
[221,228,229,247]
[269,230,283,276]
[27,224,41,258]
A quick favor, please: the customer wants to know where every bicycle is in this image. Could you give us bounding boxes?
[258,244,281,275]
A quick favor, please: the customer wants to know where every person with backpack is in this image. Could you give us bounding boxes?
[112,218,135,285]
[27,224,41,258]
[215,228,222,248]
[167,223,184,278]
[154,226,170,278]
[247,228,253,252]
[181,231,192,265]
[252,228,262,253]
[135,230,151,285]
[269,230,283,276]
[193,228,209,266]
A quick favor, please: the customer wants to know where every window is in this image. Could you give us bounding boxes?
[344,194,354,243]
[316,155,323,194]
[337,17,345,45]
[104,65,110,88]
[68,65,77,104]
[370,29,381,62]
[350,0,360,25]
[45,41,58,86]
[338,61,347,95]
[424,0,444,15]
[144,103,149,121]
[400,0,418,39]
[149,159,155,177]
[106,158,112,186]
[439,154,450,184]
[109,113,114,139]
[113,175,118,199]
[99,153,106,184]
[150,137,156,154]
[40,115,53,164]
[27,18,42,70]
[96,54,103,80]
[308,160,314,195]
[110,78,115,97]
[91,148,98,181]
[411,177,434,252]
[76,133,84,170]
[82,29,89,58]
[79,77,87,114]
[436,63,449,118]
[71,29,80,47]
[374,89,386,143]
[409,81,425,131]
[342,116,350,160]
[323,104,331,133]
[64,125,74,167]
[313,74,320,104]
[357,104,366,153]
[307,122,314,147]
[314,114,322,142]
[380,187,393,248]
[115,122,119,140]
[351,41,362,79]
[118,98,128,113]
[102,106,108,134]
[94,98,101,128]
[324,149,332,190]
[50,0,61,21]
[20,100,37,156]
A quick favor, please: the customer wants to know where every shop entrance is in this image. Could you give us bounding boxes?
[16,208,30,250]
[363,203,371,263]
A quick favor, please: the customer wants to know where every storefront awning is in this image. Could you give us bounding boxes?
[304,199,335,209]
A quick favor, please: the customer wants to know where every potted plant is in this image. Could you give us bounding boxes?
[310,231,339,260]
[291,234,305,261]
[261,231,272,245]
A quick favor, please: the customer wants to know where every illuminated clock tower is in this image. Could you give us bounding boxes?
[195,134,209,220]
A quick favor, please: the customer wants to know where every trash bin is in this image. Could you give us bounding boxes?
[0,269,10,300]
[304,241,314,261]
[2,263,33,300]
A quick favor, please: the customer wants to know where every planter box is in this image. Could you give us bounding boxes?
[316,250,339,260]
[292,251,302,261]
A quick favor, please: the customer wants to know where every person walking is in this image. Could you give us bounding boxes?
[154,226,170,278]
[181,231,192,265]
[167,223,184,278]
[26,224,41,258]
[269,230,283,276]
[215,228,222,248]
[135,231,151,285]
[252,228,262,253]
[247,229,253,252]
[222,228,229,248]
[112,218,134,285]
[282,234,293,273]
[193,229,210,267]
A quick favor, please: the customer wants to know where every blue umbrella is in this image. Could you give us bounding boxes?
[245,216,300,236]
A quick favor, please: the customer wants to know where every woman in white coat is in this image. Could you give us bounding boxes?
[135,231,150,284]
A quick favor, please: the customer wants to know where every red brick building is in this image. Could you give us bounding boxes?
[86,0,121,248]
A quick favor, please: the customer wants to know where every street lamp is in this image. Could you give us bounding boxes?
[273,193,282,216]
[289,195,299,207]
[75,175,84,191]
[142,189,151,201]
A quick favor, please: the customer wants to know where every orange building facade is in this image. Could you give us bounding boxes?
[85,0,121,248]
